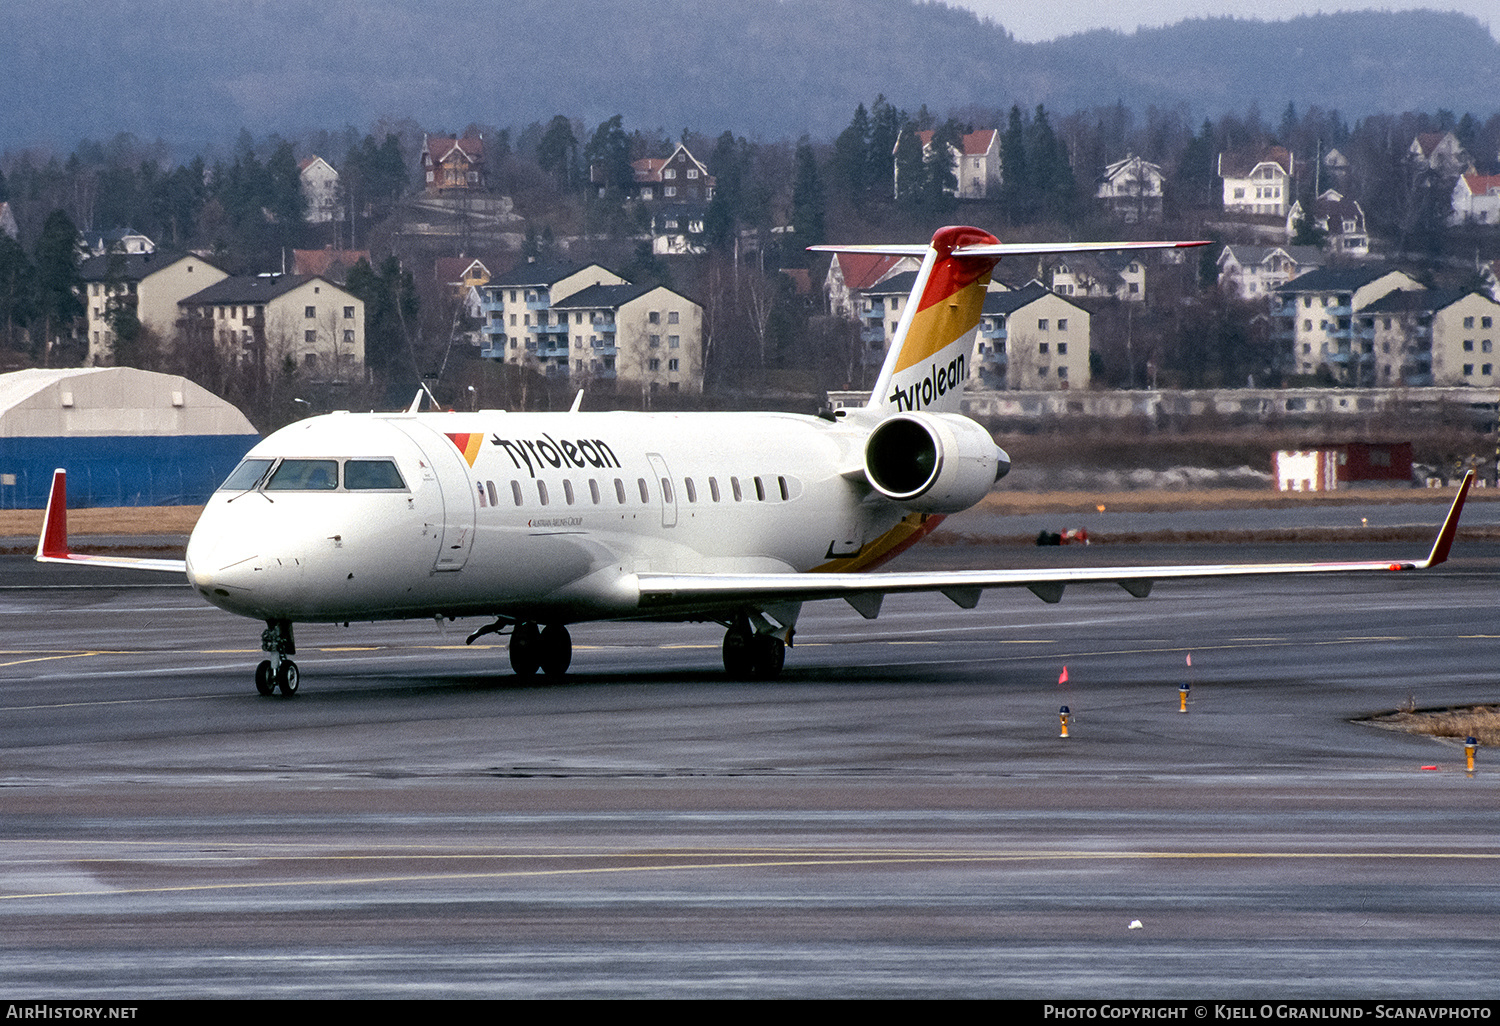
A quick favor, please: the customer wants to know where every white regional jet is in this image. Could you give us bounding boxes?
[37,226,1473,696]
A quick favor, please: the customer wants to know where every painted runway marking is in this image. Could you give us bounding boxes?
[4,847,1499,902]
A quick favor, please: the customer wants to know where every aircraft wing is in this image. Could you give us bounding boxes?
[635,472,1474,617]
[34,469,189,574]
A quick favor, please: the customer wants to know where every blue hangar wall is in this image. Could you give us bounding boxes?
[0,368,260,509]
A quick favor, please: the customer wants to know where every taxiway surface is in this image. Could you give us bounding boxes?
[1,511,1498,998]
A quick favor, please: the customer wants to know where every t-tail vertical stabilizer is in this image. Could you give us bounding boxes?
[867,226,1000,416]
[812,228,1213,420]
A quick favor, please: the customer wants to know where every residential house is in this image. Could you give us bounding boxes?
[421,135,487,194]
[82,228,155,257]
[1359,289,1500,387]
[1050,252,1146,303]
[979,284,1091,391]
[552,283,704,393]
[1451,173,1500,226]
[478,261,626,368]
[79,251,228,365]
[893,128,1001,200]
[596,144,715,203]
[1272,266,1422,383]
[1321,148,1350,189]
[1096,153,1164,223]
[1217,245,1323,301]
[650,205,708,255]
[291,248,370,285]
[1219,146,1295,217]
[177,274,365,381]
[299,156,342,223]
[1408,131,1470,178]
[1285,190,1369,256]
[1480,260,1500,302]
[824,251,920,321]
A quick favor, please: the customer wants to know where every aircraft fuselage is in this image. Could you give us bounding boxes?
[184,408,937,625]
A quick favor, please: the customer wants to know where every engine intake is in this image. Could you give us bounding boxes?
[863,413,1007,513]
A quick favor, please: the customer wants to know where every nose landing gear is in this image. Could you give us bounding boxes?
[257,620,299,697]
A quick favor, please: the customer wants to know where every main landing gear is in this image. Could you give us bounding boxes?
[508,621,572,679]
[721,617,786,680]
[256,619,299,697]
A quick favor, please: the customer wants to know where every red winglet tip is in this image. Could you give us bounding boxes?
[38,468,70,560]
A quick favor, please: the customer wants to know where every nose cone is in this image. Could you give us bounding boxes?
[994,446,1011,481]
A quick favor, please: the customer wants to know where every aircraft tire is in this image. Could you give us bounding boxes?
[751,635,785,680]
[722,624,754,680]
[510,622,542,676]
[539,624,572,678]
[255,660,275,696]
[277,660,300,697]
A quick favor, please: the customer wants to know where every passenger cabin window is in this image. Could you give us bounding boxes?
[589,479,601,504]
[709,477,721,502]
[731,477,743,501]
[265,459,338,490]
[563,480,575,505]
[638,478,650,503]
[511,481,523,506]
[684,479,697,503]
[614,478,627,504]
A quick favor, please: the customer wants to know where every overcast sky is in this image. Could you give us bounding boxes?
[952,1,1498,42]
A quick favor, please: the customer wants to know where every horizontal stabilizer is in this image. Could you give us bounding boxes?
[34,469,188,574]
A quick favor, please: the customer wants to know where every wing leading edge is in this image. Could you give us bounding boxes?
[35,469,189,574]
[635,472,1474,617]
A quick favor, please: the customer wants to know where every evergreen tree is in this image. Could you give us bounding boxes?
[0,231,35,350]
[1001,105,1031,220]
[536,115,579,191]
[790,137,825,249]
[867,95,904,205]
[585,115,633,199]
[32,209,83,364]
[893,127,925,205]
[831,103,871,204]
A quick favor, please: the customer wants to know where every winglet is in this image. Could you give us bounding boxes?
[1419,470,1473,568]
[38,468,71,560]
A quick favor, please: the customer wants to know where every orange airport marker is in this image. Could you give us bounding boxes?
[1059,705,1070,738]
[1179,682,1190,713]
[1466,736,1478,773]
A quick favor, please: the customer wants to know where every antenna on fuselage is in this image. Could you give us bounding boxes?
[568,389,584,413]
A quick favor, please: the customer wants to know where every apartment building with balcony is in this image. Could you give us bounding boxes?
[79,251,228,365]
[1272,267,1421,383]
[478,261,702,392]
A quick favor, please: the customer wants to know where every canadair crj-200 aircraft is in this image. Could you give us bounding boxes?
[38,226,1473,696]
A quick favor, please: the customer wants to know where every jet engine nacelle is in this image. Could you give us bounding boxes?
[862,412,1009,513]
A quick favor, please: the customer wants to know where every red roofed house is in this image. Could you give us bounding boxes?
[894,128,1001,200]
[823,251,921,321]
[421,135,487,194]
[1409,131,1470,177]
[291,248,371,285]
[1451,173,1500,226]
[617,144,715,203]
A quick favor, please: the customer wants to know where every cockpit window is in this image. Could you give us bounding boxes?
[343,459,406,490]
[219,458,274,491]
[264,459,339,491]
